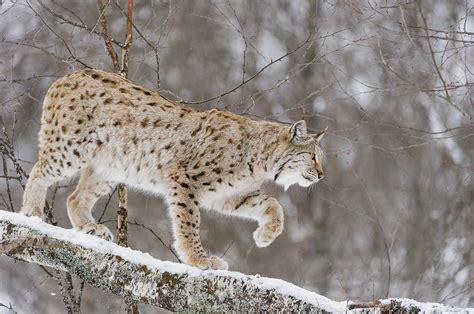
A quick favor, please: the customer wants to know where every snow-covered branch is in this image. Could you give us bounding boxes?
[0,211,341,312]
[0,211,471,313]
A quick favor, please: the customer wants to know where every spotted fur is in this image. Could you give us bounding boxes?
[20,69,326,270]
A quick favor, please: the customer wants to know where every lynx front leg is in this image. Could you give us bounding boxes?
[222,192,284,247]
[166,185,228,270]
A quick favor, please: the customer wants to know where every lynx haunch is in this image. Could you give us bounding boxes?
[21,69,326,270]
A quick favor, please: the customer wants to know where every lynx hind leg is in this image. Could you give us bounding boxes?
[222,193,284,248]
[67,168,114,241]
[21,161,65,220]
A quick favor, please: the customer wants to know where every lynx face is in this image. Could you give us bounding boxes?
[274,121,326,190]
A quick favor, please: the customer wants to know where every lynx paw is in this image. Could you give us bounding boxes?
[20,207,46,221]
[81,223,113,241]
[253,225,281,248]
[209,255,228,270]
[188,255,228,270]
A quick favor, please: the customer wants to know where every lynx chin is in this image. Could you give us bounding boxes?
[21,69,327,270]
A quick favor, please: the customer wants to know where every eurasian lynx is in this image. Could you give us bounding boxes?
[21,69,326,270]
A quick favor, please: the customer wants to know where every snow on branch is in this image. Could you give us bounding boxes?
[0,211,471,313]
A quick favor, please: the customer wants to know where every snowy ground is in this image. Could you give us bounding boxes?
[0,210,472,313]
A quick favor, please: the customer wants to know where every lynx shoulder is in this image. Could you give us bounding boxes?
[21,69,326,270]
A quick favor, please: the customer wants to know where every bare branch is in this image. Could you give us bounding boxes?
[116,184,128,247]
[97,0,120,72]
[120,0,133,78]
[35,0,125,48]
[113,0,160,87]
[180,35,317,105]
[417,1,470,119]
[0,301,16,314]
[25,0,90,68]
[417,1,449,100]
[128,219,181,263]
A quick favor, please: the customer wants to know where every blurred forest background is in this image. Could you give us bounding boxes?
[0,0,473,312]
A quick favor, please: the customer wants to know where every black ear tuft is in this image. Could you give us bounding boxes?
[289,120,307,144]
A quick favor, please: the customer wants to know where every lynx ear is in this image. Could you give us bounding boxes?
[314,126,328,142]
[289,120,307,144]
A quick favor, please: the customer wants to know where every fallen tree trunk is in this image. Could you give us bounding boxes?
[0,211,471,313]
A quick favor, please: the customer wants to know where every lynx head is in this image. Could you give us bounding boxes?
[273,120,326,190]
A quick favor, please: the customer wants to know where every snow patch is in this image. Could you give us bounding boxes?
[396,298,474,313]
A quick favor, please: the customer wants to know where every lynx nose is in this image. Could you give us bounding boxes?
[317,171,324,179]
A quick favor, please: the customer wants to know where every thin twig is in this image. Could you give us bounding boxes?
[0,302,16,313]
[128,219,181,262]
[36,0,125,48]
[417,1,469,119]
[25,0,90,68]
[113,0,160,87]
[1,155,14,212]
[180,35,316,105]
[98,187,117,222]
